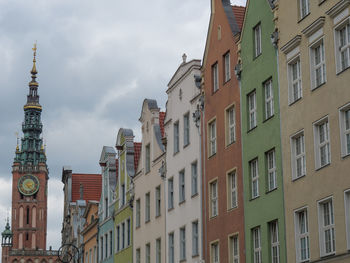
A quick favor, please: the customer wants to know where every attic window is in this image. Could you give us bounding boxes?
[218,26,222,40]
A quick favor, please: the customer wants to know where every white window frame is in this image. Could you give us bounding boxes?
[184,112,190,146]
[291,130,306,180]
[270,221,280,263]
[344,190,350,250]
[180,227,186,260]
[250,159,259,199]
[294,207,310,262]
[339,103,350,157]
[266,149,277,191]
[229,235,239,263]
[248,91,257,130]
[288,56,302,104]
[317,197,335,256]
[155,185,161,217]
[210,180,218,217]
[136,198,140,227]
[334,18,350,73]
[253,227,262,263]
[211,242,220,263]
[191,161,198,196]
[213,62,219,92]
[264,79,274,119]
[209,120,217,156]
[145,143,150,173]
[299,0,309,20]
[145,192,150,222]
[168,232,174,263]
[254,23,262,57]
[310,38,326,89]
[313,116,330,169]
[224,52,231,82]
[136,248,141,263]
[174,121,179,154]
[168,177,174,209]
[226,106,236,145]
[228,171,237,209]
[156,238,161,263]
[179,170,185,203]
[192,221,199,256]
[145,243,151,263]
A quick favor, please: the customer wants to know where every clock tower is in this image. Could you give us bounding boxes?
[10,44,49,252]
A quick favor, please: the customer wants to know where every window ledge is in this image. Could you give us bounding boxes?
[336,65,350,76]
[225,141,236,148]
[223,78,231,85]
[253,53,262,61]
[192,253,199,258]
[191,192,199,199]
[183,142,190,149]
[250,196,260,201]
[298,13,310,23]
[319,0,326,6]
[263,114,274,123]
[179,200,186,206]
[155,214,161,219]
[315,162,330,172]
[145,219,150,224]
[212,88,219,95]
[341,153,350,160]
[311,82,326,92]
[289,97,302,107]
[180,259,186,262]
[173,150,180,157]
[227,205,238,212]
[168,207,174,212]
[291,174,306,182]
[247,126,257,133]
[209,214,218,220]
[266,187,277,194]
[208,152,217,159]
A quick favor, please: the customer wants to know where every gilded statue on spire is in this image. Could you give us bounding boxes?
[31,42,37,75]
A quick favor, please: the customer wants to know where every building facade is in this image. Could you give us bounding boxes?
[133,99,165,263]
[114,129,141,263]
[201,0,245,262]
[81,201,99,263]
[278,0,350,262]
[98,146,117,263]
[239,0,286,262]
[1,47,58,263]
[164,56,203,263]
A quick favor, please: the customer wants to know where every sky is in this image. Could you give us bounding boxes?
[0,0,246,252]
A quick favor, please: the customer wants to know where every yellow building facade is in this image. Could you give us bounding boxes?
[81,201,99,263]
[278,0,350,262]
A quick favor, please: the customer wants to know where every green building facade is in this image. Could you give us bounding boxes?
[114,128,138,263]
[239,0,286,262]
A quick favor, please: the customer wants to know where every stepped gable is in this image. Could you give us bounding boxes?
[232,5,245,31]
[159,111,165,137]
[71,173,101,202]
[134,142,142,171]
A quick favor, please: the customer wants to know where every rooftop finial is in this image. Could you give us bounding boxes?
[15,132,19,152]
[182,53,187,64]
[31,42,37,75]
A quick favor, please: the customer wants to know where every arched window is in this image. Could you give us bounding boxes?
[32,207,36,228]
[26,206,30,225]
[19,207,23,228]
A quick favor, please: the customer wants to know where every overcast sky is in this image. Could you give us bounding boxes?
[0,0,246,252]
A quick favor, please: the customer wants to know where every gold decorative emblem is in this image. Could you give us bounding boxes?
[18,174,39,196]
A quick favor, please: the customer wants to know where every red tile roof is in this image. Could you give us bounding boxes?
[159,111,165,138]
[134,142,142,171]
[232,5,245,31]
[71,173,102,203]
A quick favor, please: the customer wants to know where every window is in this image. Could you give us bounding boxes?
[168,178,174,209]
[318,198,335,256]
[229,235,239,263]
[212,62,219,92]
[136,248,141,263]
[145,144,150,173]
[210,180,218,217]
[100,236,104,260]
[121,223,125,249]
[299,0,309,19]
[156,238,161,263]
[250,159,259,199]
[211,242,220,263]
[335,21,350,72]
[145,243,150,263]
[253,227,261,263]
[127,218,131,246]
[180,227,186,260]
[116,226,119,251]
[174,121,179,154]
[291,131,306,179]
[168,233,174,263]
[179,170,185,203]
[121,183,125,206]
[228,171,237,209]
[105,198,108,218]
[288,57,302,104]
[310,39,326,89]
[136,199,140,227]
[224,52,231,82]
[105,233,108,257]
[248,91,257,130]
[192,221,199,256]
[269,221,279,263]
[264,80,274,119]
[339,105,350,157]
[344,190,350,249]
[294,208,310,262]
[226,106,236,145]
[209,120,217,156]
[184,113,190,146]
[145,192,150,222]
[109,231,113,256]
[191,162,198,196]
[314,118,330,169]
[155,185,161,217]
[266,149,277,191]
[254,23,262,57]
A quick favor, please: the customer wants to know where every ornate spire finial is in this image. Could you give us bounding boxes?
[15,132,19,152]
[31,42,37,75]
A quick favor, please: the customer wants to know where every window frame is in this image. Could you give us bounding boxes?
[191,161,198,196]
[179,169,185,203]
[317,197,335,256]
[174,121,179,154]
[339,103,350,157]
[192,221,199,256]
[183,112,190,147]
[250,158,259,199]
[334,18,350,73]
[227,170,238,210]
[229,234,239,263]
[248,91,257,130]
[254,23,262,58]
[168,177,174,210]
[224,51,231,83]
[269,221,280,263]
[288,56,302,104]
[264,79,274,120]
[211,241,220,263]
[180,226,186,261]
[291,130,306,180]
[294,207,310,262]
[136,198,141,227]
[168,232,175,263]
[145,143,151,173]
[266,149,277,192]
[155,185,161,217]
[208,119,217,157]
[253,227,262,263]
[299,0,310,20]
[145,243,151,263]
[313,116,331,169]
[210,179,218,218]
[212,62,219,92]
[156,238,161,263]
[226,105,236,145]
[309,38,326,89]
[344,190,350,250]
[145,192,150,223]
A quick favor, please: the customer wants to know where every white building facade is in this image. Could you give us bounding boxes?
[164,56,203,263]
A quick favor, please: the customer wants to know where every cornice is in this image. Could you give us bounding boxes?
[302,17,325,37]
[326,0,350,18]
[280,35,302,54]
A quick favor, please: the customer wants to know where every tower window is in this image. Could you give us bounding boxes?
[26,233,29,241]
[26,207,30,225]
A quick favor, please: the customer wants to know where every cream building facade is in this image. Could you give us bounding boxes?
[133,99,166,263]
[278,0,350,262]
[164,56,202,263]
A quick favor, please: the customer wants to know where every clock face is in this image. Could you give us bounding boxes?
[18,174,39,196]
